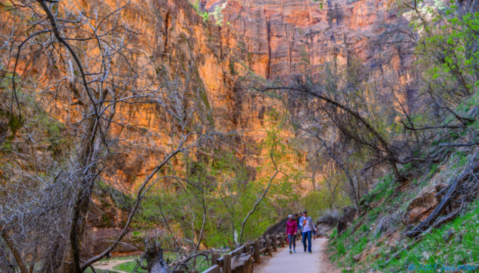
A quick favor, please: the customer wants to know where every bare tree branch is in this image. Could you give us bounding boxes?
[239,149,279,243]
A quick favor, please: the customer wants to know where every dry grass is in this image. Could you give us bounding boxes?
[374,213,400,237]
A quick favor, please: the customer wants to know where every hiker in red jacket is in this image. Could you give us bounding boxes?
[285,214,298,254]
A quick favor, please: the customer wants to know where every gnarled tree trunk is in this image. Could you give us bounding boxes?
[145,242,171,273]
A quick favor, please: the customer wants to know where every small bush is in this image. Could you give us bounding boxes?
[374,213,400,237]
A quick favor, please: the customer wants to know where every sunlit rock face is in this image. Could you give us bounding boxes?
[196,0,419,189]
[49,0,416,192]
[1,0,416,192]
[201,0,416,94]
[139,0,418,196]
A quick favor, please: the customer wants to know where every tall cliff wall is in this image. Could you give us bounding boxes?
[200,0,417,108]
[130,0,417,179]
[94,0,282,188]
[204,0,413,78]
[1,0,414,190]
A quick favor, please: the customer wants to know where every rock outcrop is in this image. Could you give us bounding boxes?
[404,183,447,223]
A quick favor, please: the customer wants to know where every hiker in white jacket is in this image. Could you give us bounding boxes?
[298,210,317,253]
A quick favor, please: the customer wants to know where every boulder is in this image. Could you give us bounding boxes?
[353,254,362,262]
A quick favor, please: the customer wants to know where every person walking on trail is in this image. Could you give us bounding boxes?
[296,212,302,239]
[285,214,298,254]
[299,210,317,253]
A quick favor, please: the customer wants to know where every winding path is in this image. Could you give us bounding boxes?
[255,238,339,273]
[93,258,134,273]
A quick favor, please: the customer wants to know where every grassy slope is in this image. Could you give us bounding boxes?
[329,199,479,272]
[328,99,479,272]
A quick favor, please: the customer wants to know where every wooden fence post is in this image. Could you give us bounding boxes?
[244,243,251,254]
[272,233,278,252]
[198,231,300,273]
[265,235,271,256]
[223,254,231,273]
[211,253,219,266]
[254,240,260,263]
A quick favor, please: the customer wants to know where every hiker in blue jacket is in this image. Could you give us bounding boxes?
[298,210,317,253]
[296,212,302,239]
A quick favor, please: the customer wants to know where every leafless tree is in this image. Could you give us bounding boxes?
[0,1,221,272]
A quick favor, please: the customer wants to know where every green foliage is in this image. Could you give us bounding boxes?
[416,6,479,97]
[229,61,236,75]
[301,190,349,220]
[426,163,438,181]
[84,269,120,273]
[433,0,447,12]
[361,174,395,205]
[312,0,325,9]
[194,0,200,11]
[330,228,338,239]
[329,133,479,272]
[0,81,74,158]
[202,11,210,22]
[190,0,209,23]
[451,151,468,170]
[6,114,22,139]
[135,110,302,248]
[96,181,134,211]
[0,1,14,11]
[113,261,147,272]
[213,4,224,26]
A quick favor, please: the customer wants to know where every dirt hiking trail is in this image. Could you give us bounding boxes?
[255,238,339,273]
[93,258,134,273]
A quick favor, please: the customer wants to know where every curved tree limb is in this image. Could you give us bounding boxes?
[11,29,52,118]
[36,0,99,118]
[260,86,404,182]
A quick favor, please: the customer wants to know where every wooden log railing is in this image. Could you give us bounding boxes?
[199,233,288,273]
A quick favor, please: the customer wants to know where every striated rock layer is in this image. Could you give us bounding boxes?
[201,0,416,104]
[2,0,415,193]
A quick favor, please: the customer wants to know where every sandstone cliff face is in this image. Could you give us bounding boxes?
[80,0,291,235]
[1,0,414,190]
[102,0,294,190]
[201,0,415,101]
